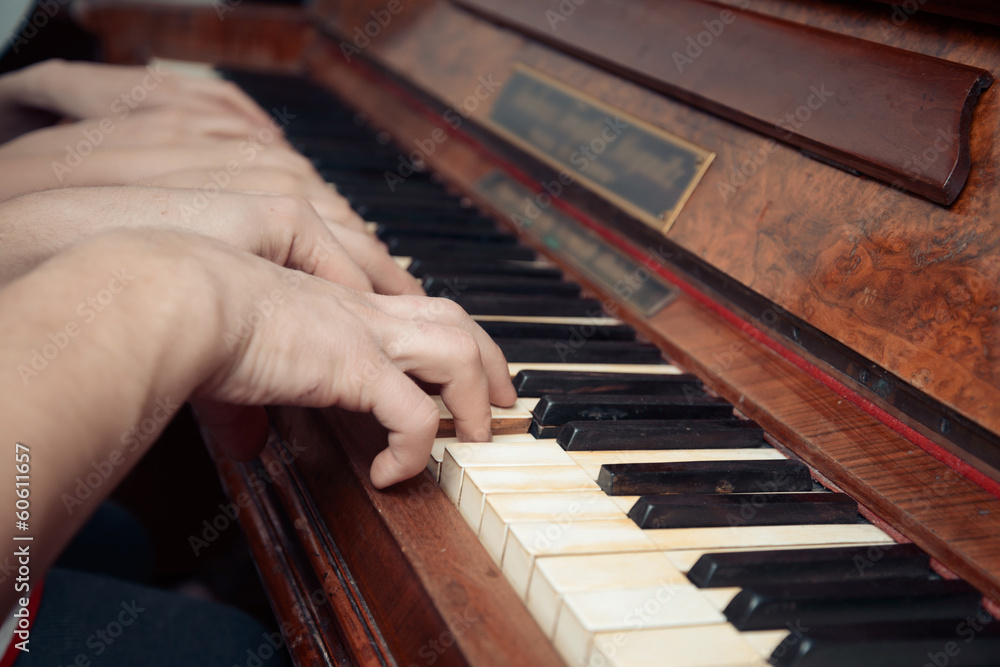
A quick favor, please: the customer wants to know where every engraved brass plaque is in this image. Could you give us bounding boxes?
[488,65,713,233]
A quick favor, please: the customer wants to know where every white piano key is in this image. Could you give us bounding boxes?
[701,587,742,611]
[555,585,726,667]
[392,255,413,270]
[527,551,687,637]
[645,523,894,551]
[587,625,776,667]
[740,629,795,659]
[507,363,684,376]
[441,442,576,503]
[429,434,545,481]
[610,496,641,513]
[433,396,538,436]
[458,466,599,531]
[568,448,786,480]
[475,314,623,326]
[480,491,626,565]
[502,519,659,598]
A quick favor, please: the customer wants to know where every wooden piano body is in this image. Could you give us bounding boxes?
[77,0,1000,664]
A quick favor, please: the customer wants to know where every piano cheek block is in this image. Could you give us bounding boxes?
[627,492,858,529]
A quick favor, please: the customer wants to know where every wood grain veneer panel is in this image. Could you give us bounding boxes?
[75,0,315,69]
[455,0,992,205]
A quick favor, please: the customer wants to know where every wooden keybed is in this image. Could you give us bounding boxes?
[77,0,1000,664]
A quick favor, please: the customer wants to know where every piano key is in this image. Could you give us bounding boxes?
[588,624,771,667]
[428,433,544,480]
[526,551,688,636]
[386,238,537,261]
[433,396,537,437]
[507,362,684,376]
[376,224,517,243]
[473,449,787,562]
[555,584,726,667]
[459,466,600,531]
[409,259,564,279]
[453,294,604,318]
[628,492,858,529]
[531,395,733,438]
[644,524,894,552]
[514,369,702,396]
[484,322,636,342]
[724,579,984,631]
[424,276,581,298]
[497,339,666,364]
[597,459,813,496]
[558,419,766,450]
[567,448,787,481]
[686,543,931,588]
[479,491,627,564]
[502,518,659,598]
[770,617,1000,667]
[440,442,576,502]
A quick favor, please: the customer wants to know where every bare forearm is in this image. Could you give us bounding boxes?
[0,231,220,613]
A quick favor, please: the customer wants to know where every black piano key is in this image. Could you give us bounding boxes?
[530,395,733,438]
[424,276,580,298]
[514,369,701,394]
[408,259,563,279]
[531,395,733,425]
[321,168,437,188]
[687,544,931,588]
[344,192,465,210]
[597,459,813,495]
[378,225,517,244]
[355,198,473,215]
[724,579,983,631]
[627,492,858,529]
[485,323,636,342]
[496,339,664,364]
[772,616,1000,667]
[451,295,602,317]
[386,239,536,261]
[370,210,500,225]
[556,419,765,450]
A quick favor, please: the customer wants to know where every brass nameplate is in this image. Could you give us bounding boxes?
[475,170,677,317]
[488,65,713,233]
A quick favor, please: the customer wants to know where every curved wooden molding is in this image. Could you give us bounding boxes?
[454,0,993,204]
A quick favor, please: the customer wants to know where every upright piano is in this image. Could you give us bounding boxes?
[78,0,1000,664]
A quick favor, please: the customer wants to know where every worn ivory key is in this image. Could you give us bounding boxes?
[434,396,539,437]
[502,518,659,598]
[457,465,599,531]
[555,584,726,667]
[440,442,576,503]
[526,551,688,637]
[427,433,543,481]
[479,491,627,564]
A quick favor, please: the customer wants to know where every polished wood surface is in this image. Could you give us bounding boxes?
[267,406,568,666]
[456,0,992,205]
[75,0,315,71]
[305,0,1000,454]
